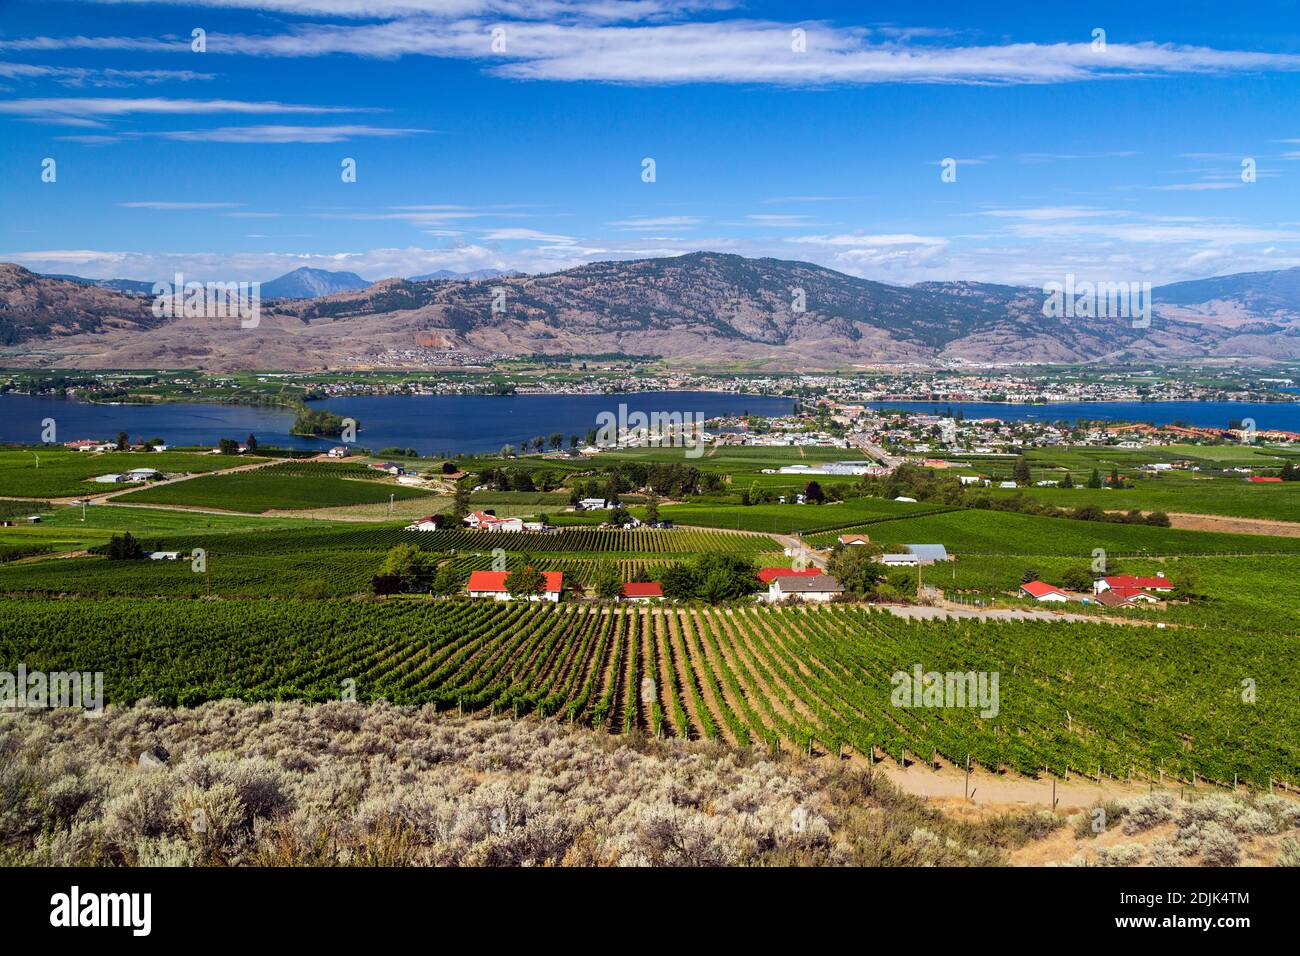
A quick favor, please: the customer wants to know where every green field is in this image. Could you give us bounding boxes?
[807,505,1300,556]
[662,497,954,534]
[114,462,436,513]
[0,447,269,498]
[1,598,1291,786]
[0,503,330,552]
[978,473,1300,523]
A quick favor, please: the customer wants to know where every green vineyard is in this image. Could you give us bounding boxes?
[2,597,1292,787]
[126,524,777,555]
[116,463,435,513]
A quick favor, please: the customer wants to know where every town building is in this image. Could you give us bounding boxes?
[466,570,564,602]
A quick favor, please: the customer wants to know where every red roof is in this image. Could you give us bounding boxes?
[1108,587,1159,601]
[1248,476,1282,482]
[757,567,823,583]
[1021,580,1067,598]
[466,570,563,594]
[1102,575,1173,590]
[621,582,663,598]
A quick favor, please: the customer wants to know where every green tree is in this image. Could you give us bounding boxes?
[609,507,632,526]
[107,532,145,560]
[1060,470,1075,489]
[662,554,759,603]
[506,564,546,600]
[451,482,471,521]
[826,544,883,594]
[1020,567,1041,584]
[548,432,564,450]
[115,431,129,451]
[593,562,624,600]
[1060,566,1093,591]
[377,543,436,591]
[246,433,258,452]
[431,562,462,597]
[804,480,825,504]
[644,494,660,525]
[1011,456,1031,486]
[1086,468,1103,489]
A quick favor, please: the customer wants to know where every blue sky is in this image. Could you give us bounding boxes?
[2,0,1299,286]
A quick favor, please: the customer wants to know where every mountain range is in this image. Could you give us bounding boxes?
[3,253,1299,370]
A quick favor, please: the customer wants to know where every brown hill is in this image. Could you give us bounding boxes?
[3,253,1299,370]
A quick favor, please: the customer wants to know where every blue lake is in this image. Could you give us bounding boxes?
[0,392,796,455]
[1,393,1297,455]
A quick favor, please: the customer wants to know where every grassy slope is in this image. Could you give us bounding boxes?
[115,470,437,513]
[0,448,268,498]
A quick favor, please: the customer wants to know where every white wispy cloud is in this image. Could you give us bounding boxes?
[789,232,949,247]
[1017,151,1138,163]
[158,124,428,142]
[1149,181,1246,191]
[8,19,1300,87]
[0,62,214,88]
[742,214,814,226]
[0,97,362,126]
[70,0,724,22]
[607,215,701,229]
[480,227,574,243]
[979,206,1118,220]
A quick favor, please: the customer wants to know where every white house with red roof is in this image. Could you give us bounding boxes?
[466,570,564,602]
[404,514,445,532]
[1093,573,1174,595]
[1019,580,1069,603]
[462,511,525,532]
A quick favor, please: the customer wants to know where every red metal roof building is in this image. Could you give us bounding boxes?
[620,582,664,600]
[756,567,823,583]
[466,570,563,601]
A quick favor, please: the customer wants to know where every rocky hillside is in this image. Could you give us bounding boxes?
[3,253,1299,370]
[0,264,162,347]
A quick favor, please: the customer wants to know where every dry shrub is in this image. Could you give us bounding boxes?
[0,699,1291,868]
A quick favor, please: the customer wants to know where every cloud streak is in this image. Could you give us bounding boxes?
[7,17,1300,87]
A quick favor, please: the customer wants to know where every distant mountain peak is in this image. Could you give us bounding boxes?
[260,267,370,300]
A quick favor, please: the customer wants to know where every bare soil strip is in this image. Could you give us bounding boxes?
[1166,511,1300,537]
